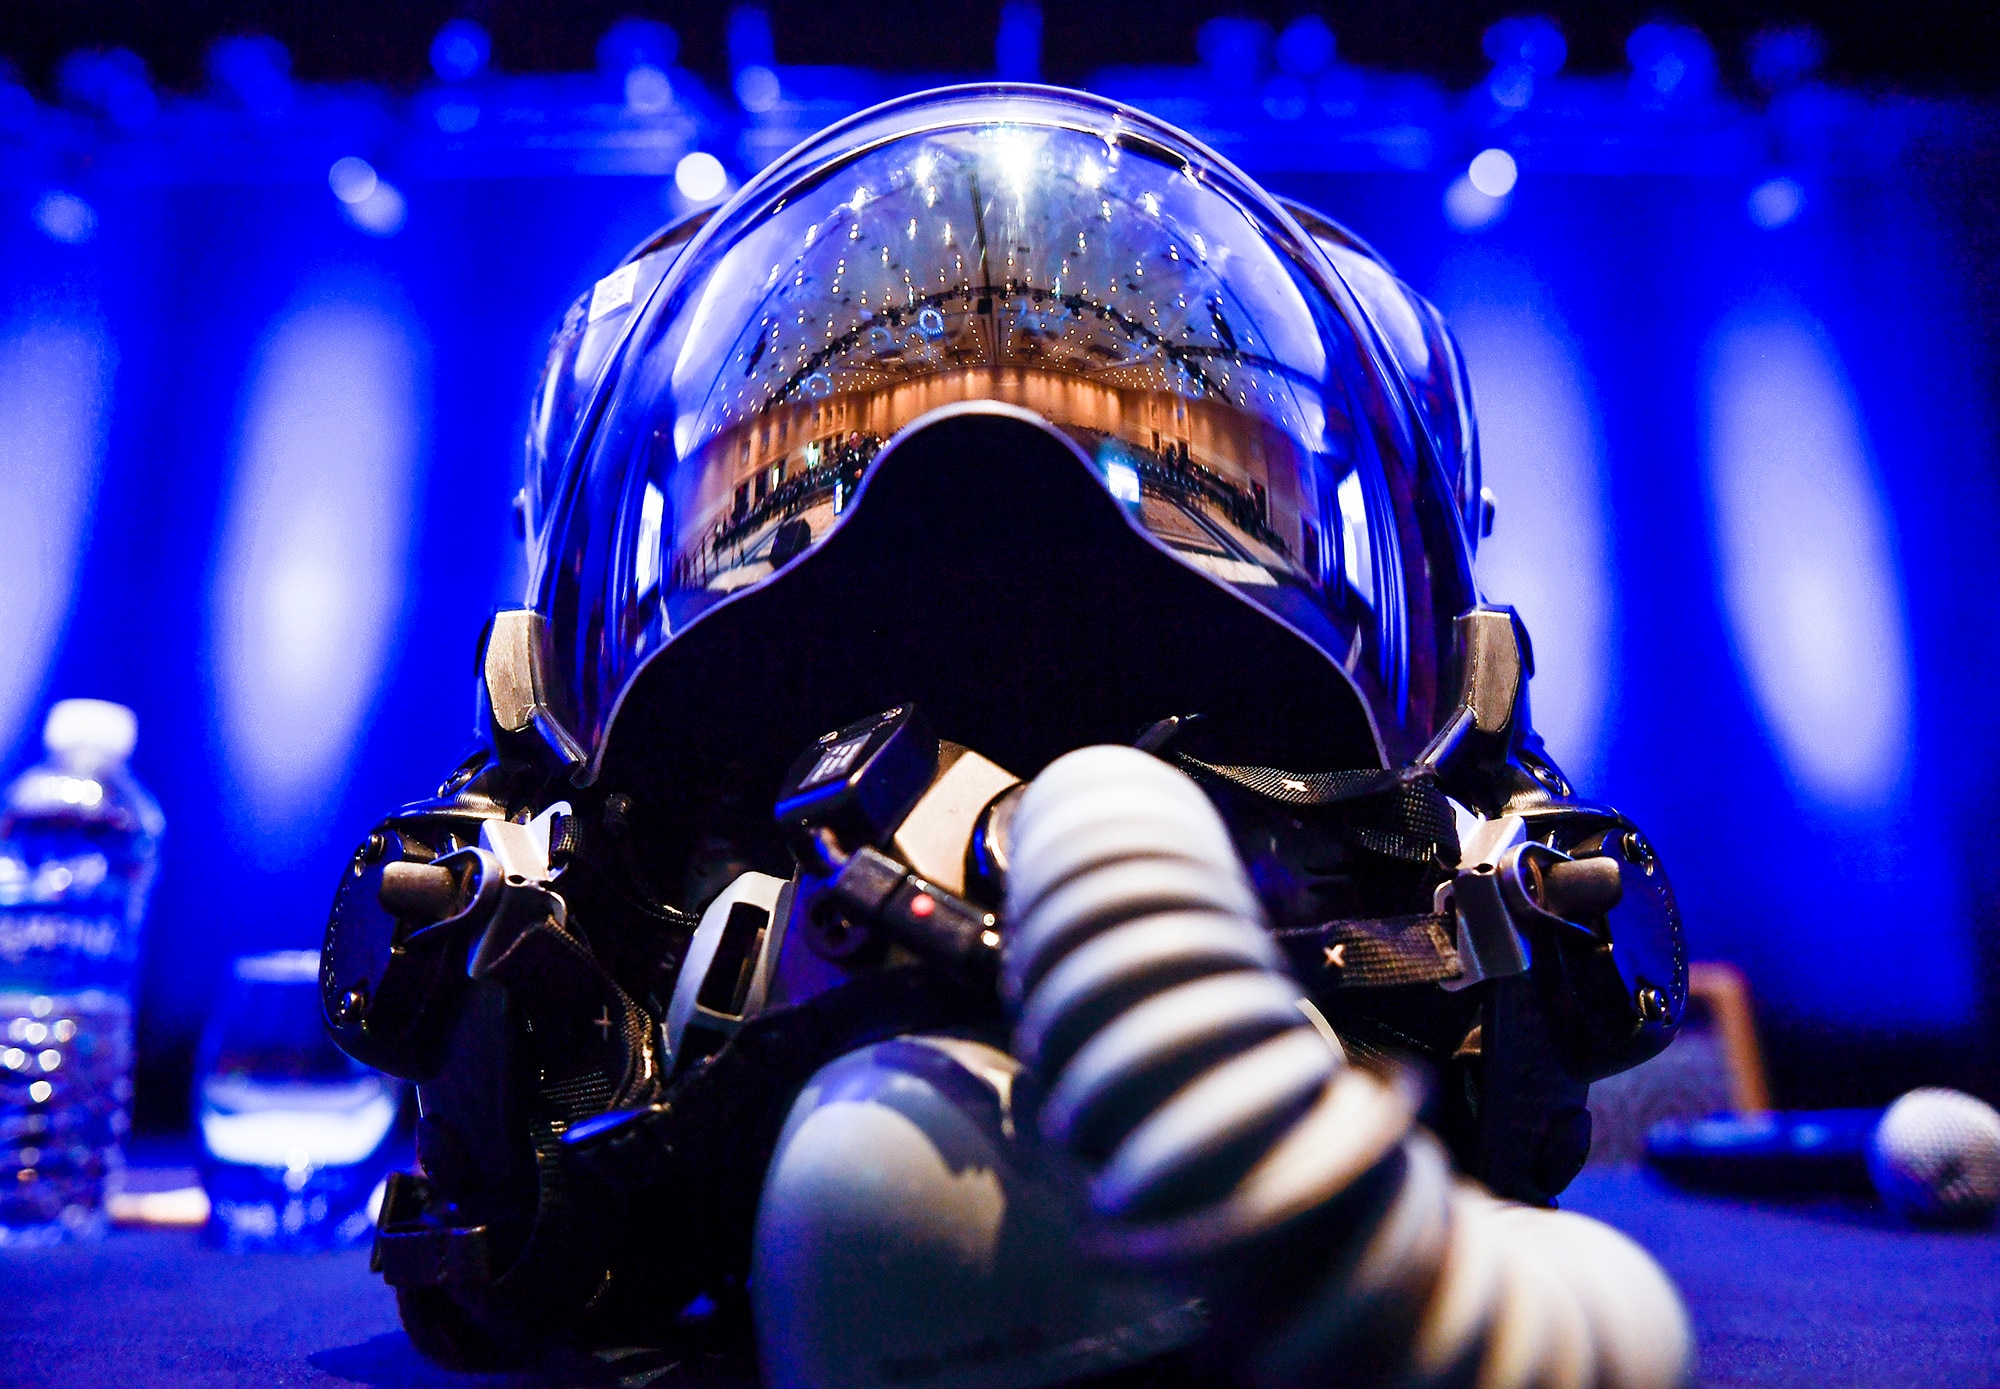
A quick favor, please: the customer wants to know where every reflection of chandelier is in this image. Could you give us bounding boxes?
[534,87,1476,765]
[693,126,1326,465]
[764,284,1275,412]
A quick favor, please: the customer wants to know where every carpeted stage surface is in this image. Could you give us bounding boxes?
[2,1167,1995,1388]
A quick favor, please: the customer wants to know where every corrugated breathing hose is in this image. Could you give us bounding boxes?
[1003,746,1690,1389]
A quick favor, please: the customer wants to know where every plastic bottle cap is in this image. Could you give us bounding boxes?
[43,699,138,763]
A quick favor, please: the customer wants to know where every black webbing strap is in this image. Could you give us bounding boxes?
[1171,754,1459,866]
[1276,912,1463,989]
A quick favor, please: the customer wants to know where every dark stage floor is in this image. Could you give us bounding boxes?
[2,1167,1995,1388]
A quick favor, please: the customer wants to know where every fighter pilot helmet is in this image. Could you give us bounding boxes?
[329,83,1688,1380]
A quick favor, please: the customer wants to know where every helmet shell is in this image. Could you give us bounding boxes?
[524,85,1477,778]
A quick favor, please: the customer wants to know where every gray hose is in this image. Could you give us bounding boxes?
[1004,746,1690,1389]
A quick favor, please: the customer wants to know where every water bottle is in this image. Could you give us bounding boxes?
[195,950,401,1249]
[0,699,163,1244]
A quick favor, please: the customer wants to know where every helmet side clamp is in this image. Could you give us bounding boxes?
[320,613,672,1362]
[323,610,595,1081]
[1403,604,1688,1203]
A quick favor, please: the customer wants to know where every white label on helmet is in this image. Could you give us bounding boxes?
[804,732,871,788]
[588,263,641,323]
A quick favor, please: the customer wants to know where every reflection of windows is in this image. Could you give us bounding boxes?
[634,483,665,599]
[1336,469,1374,608]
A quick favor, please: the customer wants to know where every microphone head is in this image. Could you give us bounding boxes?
[1868,1088,2000,1225]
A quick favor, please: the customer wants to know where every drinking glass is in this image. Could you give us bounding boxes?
[195,950,400,1249]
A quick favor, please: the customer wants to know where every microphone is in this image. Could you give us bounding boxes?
[1869,1088,2000,1225]
[1645,1087,2000,1224]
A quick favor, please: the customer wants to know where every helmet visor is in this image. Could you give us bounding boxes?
[537,86,1473,766]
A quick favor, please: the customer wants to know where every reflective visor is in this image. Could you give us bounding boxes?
[535,86,1474,767]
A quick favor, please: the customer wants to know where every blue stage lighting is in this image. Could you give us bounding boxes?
[1468,148,1519,198]
[207,36,293,120]
[346,184,406,237]
[728,7,780,112]
[1483,15,1565,112]
[1438,258,1613,787]
[1627,22,1719,105]
[675,151,728,203]
[56,48,156,131]
[728,7,776,76]
[1703,300,1911,812]
[430,20,491,84]
[1261,77,1309,122]
[596,18,680,115]
[1747,176,1806,229]
[1275,15,1335,78]
[997,3,1042,82]
[736,65,781,113]
[1748,26,1826,92]
[0,316,114,761]
[328,159,406,237]
[327,157,377,205]
[1443,172,1508,231]
[31,192,96,245]
[1197,17,1271,88]
[599,17,679,79]
[625,65,675,115]
[0,71,30,134]
[1483,15,1568,76]
[434,99,479,134]
[209,288,426,865]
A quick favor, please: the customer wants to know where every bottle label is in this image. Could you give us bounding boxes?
[0,912,129,966]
